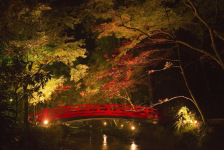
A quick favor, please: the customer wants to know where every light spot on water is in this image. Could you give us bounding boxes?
[102,134,108,150]
[130,141,138,150]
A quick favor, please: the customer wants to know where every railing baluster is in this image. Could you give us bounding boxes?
[87,104,89,112]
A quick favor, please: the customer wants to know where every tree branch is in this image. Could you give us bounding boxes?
[214,30,224,41]
[176,41,205,122]
[175,40,221,65]
[187,0,224,69]
[116,94,133,105]
[150,96,195,107]
[120,22,222,68]
[120,24,153,40]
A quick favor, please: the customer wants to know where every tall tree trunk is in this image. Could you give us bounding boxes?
[19,99,24,124]
[176,43,205,122]
[148,74,154,105]
[13,84,19,124]
[15,93,18,124]
[23,85,29,128]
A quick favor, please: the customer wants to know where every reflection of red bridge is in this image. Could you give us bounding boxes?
[29,104,161,124]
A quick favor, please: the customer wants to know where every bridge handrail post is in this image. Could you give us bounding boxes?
[44,108,48,121]
[66,106,69,114]
[107,104,110,115]
[87,104,89,112]
[155,109,159,120]
[146,107,149,118]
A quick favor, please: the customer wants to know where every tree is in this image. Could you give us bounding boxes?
[97,44,172,105]
[0,0,88,126]
[83,0,224,122]
[88,0,223,69]
[174,0,224,69]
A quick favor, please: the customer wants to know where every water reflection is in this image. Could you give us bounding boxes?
[130,141,138,150]
[101,134,138,150]
[67,132,143,150]
[102,134,108,150]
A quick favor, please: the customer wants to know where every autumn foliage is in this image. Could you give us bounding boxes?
[98,45,160,98]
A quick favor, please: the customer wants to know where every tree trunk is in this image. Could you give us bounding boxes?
[23,85,29,128]
[148,74,154,105]
[19,99,24,124]
[176,43,206,122]
[34,105,37,125]
[15,93,18,124]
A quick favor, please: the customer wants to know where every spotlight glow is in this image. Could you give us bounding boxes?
[44,120,48,125]
[153,120,158,124]
[104,122,107,126]
[131,126,135,130]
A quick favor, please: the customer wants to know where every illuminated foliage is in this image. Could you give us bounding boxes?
[29,77,66,105]
[174,106,206,150]
[70,64,89,82]
[175,106,200,131]
[93,2,172,60]
[83,0,224,69]
[83,0,223,122]
[0,0,223,127]
[0,1,88,124]
[5,4,86,74]
[96,45,172,104]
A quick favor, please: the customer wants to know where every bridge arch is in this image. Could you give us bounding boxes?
[29,104,160,124]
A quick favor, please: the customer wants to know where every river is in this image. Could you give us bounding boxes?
[58,131,175,150]
[56,120,224,150]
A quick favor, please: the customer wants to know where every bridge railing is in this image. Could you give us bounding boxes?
[29,104,159,124]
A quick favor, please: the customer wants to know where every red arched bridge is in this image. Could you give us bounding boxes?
[29,104,161,124]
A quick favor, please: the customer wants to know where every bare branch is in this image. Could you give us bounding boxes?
[150,96,195,107]
[176,41,206,122]
[186,0,224,69]
[116,94,133,105]
[175,40,220,64]
[214,30,224,41]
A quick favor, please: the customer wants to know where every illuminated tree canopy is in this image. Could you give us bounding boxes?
[0,0,223,126]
